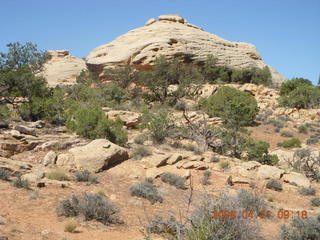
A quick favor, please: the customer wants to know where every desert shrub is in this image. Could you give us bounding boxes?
[64,219,78,233]
[201,170,211,185]
[246,140,279,165]
[280,130,294,138]
[174,100,187,111]
[74,170,97,183]
[311,197,320,207]
[65,103,127,145]
[186,192,263,240]
[0,105,11,120]
[160,172,187,190]
[132,145,152,160]
[298,125,308,134]
[146,214,185,238]
[134,134,146,144]
[279,216,320,240]
[0,42,50,105]
[139,107,173,143]
[183,143,203,155]
[129,178,163,204]
[288,149,320,182]
[12,176,30,189]
[266,179,283,191]
[279,78,320,109]
[210,156,220,163]
[19,88,65,123]
[201,86,258,127]
[103,66,138,89]
[138,56,204,104]
[47,170,69,181]
[278,138,301,148]
[269,118,286,128]
[0,168,10,181]
[231,66,272,86]
[220,161,230,170]
[298,186,316,196]
[56,193,121,225]
[307,137,319,145]
[237,189,268,216]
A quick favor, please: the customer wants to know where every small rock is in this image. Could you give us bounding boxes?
[28,120,45,129]
[183,170,191,179]
[14,125,36,136]
[282,172,310,187]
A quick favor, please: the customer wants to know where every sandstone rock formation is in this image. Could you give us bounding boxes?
[40,50,87,87]
[56,139,129,172]
[86,15,286,84]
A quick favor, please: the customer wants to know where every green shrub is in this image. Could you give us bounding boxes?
[237,189,268,216]
[74,170,97,183]
[279,78,320,109]
[220,161,230,170]
[298,125,308,134]
[186,192,263,240]
[311,197,320,207]
[47,170,69,181]
[174,100,187,111]
[200,170,211,185]
[57,193,121,225]
[269,118,286,128]
[278,138,301,148]
[201,86,258,127]
[231,66,272,86]
[0,105,11,120]
[139,107,173,143]
[298,187,316,196]
[279,216,320,240]
[280,130,294,138]
[247,140,279,165]
[132,146,152,160]
[0,168,10,181]
[160,172,187,190]
[129,178,163,204]
[266,179,283,191]
[134,134,146,144]
[12,176,30,189]
[103,66,138,89]
[66,103,127,146]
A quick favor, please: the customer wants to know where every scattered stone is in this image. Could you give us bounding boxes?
[0,157,32,176]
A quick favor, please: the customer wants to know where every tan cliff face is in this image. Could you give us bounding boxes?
[86,14,286,84]
[40,50,87,87]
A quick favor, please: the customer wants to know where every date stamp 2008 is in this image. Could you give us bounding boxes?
[211,209,308,220]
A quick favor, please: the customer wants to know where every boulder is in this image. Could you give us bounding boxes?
[86,15,285,85]
[282,172,310,187]
[167,153,183,165]
[56,153,76,170]
[42,151,57,166]
[66,139,129,172]
[141,154,171,168]
[257,165,284,179]
[180,161,208,170]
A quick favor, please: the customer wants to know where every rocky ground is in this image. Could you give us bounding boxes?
[0,84,320,240]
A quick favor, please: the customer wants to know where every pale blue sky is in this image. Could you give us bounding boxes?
[1,0,319,84]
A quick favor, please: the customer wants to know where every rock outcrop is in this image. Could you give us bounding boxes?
[40,50,87,86]
[56,139,129,172]
[86,14,285,84]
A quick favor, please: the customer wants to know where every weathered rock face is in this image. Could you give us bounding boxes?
[86,15,285,84]
[40,50,87,87]
[56,139,129,172]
